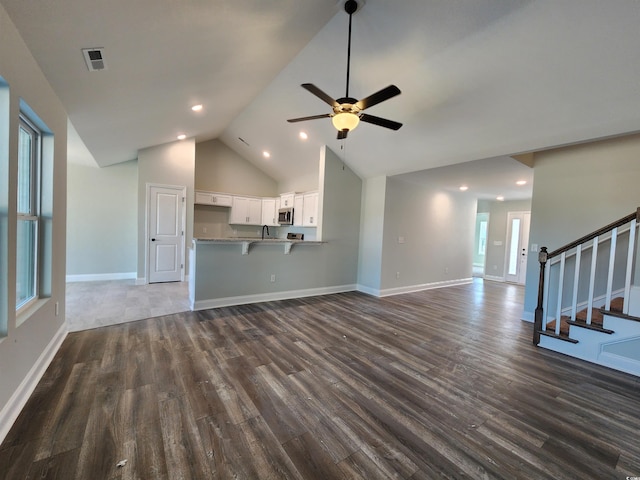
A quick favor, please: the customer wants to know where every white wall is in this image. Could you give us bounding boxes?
[137,139,196,281]
[67,160,138,278]
[523,133,640,318]
[0,4,68,440]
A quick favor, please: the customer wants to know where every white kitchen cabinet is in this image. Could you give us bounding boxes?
[195,190,232,207]
[230,196,262,224]
[302,192,319,226]
[280,193,295,208]
[293,194,304,226]
[261,197,280,226]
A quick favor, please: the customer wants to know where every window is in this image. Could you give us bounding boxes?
[477,220,488,256]
[16,115,41,311]
[0,78,8,336]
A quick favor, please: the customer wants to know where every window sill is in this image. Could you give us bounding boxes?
[16,298,48,327]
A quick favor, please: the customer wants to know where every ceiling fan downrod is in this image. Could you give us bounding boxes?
[344,0,358,99]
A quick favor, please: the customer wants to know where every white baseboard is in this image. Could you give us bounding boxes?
[66,272,136,283]
[377,278,473,297]
[521,310,534,322]
[483,275,505,282]
[0,323,67,445]
[135,277,146,286]
[193,284,357,310]
[356,284,381,297]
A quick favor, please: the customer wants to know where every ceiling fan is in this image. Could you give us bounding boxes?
[287,0,402,140]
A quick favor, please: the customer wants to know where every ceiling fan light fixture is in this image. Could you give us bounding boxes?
[332,112,360,132]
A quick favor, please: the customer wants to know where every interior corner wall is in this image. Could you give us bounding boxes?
[523,133,640,317]
[67,160,138,277]
[379,177,476,293]
[357,175,387,294]
[195,139,278,196]
[484,199,532,280]
[137,139,195,282]
[0,3,68,441]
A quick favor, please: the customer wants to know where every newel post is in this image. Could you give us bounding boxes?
[533,247,548,345]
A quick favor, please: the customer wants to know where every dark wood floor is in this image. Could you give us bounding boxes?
[1,279,639,479]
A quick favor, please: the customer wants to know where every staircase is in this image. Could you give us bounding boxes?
[534,209,640,377]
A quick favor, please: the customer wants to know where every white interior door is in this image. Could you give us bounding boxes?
[148,184,185,283]
[505,211,531,284]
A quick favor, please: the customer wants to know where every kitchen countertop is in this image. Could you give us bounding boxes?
[194,237,319,243]
[193,237,323,254]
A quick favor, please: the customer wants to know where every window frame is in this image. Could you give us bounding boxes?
[16,113,42,312]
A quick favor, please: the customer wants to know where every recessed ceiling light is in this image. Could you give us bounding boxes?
[496,195,505,201]
[299,131,308,140]
[177,134,186,140]
[459,185,469,191]
[516,180,527,186]
[191,104,203,112]
[262,151,271,158]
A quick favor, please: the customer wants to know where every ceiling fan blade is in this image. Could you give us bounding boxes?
[287,113,332,123]
[337,129,349,140]
[302,83,339,108]
[359,114,403,130]
[355,85,401,111]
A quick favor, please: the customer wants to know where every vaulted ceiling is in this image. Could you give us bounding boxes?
[3,0,640,197]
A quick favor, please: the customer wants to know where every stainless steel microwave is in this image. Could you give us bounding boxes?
[278,207,293,225]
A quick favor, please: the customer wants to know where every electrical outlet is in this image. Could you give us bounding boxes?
[396,272,400,279]
[202,227,207,234]
[270,274,276,283]
[55,301,59,316]
[445,267,449,274]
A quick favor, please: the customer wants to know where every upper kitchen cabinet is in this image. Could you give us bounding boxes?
[195,190,232,207]
[280,193,295,208]
[302,192,319,227]
[261,197,280,226]
[229,196,262,225]
[293,194,304,227]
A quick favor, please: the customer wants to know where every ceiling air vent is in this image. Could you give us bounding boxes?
[82,48,107,72]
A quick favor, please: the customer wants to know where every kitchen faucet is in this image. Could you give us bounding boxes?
[261,224,269,239]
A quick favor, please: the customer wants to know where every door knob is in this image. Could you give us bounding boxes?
[151,238,156,241]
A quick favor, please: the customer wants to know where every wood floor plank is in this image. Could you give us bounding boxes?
[159,394,212,480]
[2,279,638,479]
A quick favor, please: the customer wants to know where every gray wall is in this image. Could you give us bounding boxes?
[523,133,640,318]
[137,139,196,281]
[357,175,477,295]
[380,177,477,292]
[0,4,68,430]
[67,160,137,276]
[357,176,387,293]
[195,139,277,196]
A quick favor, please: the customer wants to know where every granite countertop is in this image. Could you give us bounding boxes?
[193,237,320,244]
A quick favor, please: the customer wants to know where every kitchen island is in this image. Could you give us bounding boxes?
[189,237,359,311]
[189,146,363,311]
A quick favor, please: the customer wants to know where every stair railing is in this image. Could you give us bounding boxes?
[534,208,640,345]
